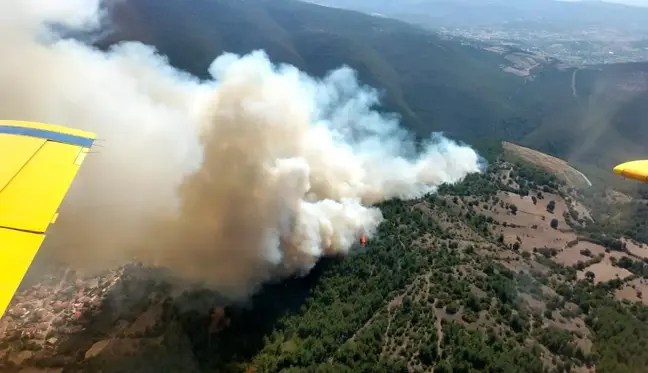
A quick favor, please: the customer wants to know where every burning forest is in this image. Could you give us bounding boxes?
[0,0,482,371]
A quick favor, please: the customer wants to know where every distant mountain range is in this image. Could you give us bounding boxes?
[306,0,648,65]
[304,0,648,31]
[99,0,648,171]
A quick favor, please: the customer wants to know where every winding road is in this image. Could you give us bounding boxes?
[571,68,581,98]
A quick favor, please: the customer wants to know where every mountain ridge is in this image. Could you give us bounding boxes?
[98,0,648,171]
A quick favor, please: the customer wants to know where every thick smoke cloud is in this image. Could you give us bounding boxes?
[2,0,482,298]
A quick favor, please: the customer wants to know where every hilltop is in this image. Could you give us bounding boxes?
[502,142,592,188]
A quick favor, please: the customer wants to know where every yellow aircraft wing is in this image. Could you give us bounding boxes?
[613,160,648,183]
[0,120,95,318]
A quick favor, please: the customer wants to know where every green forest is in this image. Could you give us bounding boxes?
[172,147,648,373]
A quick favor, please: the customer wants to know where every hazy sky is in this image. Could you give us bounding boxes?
[562,0,648,5]
[603,0,648,6]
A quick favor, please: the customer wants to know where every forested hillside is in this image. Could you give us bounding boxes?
[521,62,648,170]
[177,142,648,373]
[98,0,648,171]
[91,3,648,372]
[99,0,523,141]
[4,1,648,372]
[4,139,648,372]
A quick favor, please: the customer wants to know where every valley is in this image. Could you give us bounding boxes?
[98,0,648,170]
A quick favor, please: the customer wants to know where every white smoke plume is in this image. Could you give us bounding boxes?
[1,0,482,298]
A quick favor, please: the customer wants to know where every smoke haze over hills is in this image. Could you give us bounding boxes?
[1,0,481,299]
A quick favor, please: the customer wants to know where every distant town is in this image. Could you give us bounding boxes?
[439,26,648,66]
